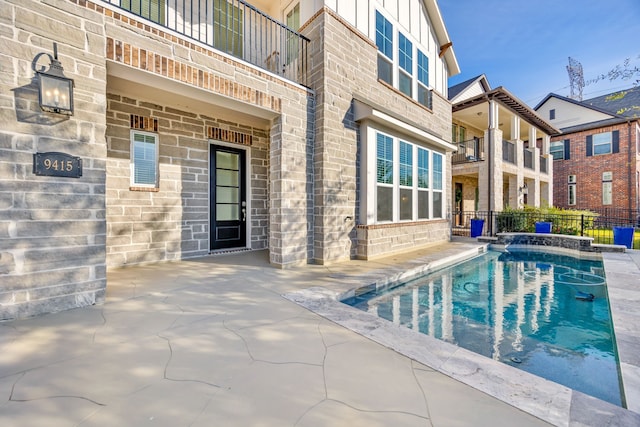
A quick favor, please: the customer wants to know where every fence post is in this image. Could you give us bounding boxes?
[580,214,584,237]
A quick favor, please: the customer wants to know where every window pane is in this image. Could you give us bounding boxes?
[377,56,392,85]
[377,133,393,184]
[418,190,429,219]
[377,186,393,222]
[399,141,412,186]
[400,188,412,220]
[593,132,612,155]
[216,187,239,203]
[132,133,157,186]
[550,141,564,160]
[417,50,429,86]
[375,11,393,59]
[398,33,412,73]
[417,148,429,188]
[216,204,239,221]
[217,169,239,186]
[432,152,443,190]
[433,191,442,218]
[417,84,431,108]
[216,151,239,170]
[399,72,412,97]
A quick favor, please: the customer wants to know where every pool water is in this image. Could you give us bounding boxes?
[343,250,623,406]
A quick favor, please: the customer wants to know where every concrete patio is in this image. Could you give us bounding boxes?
[1,239,639,426]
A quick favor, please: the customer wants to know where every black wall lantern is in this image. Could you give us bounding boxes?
[36,43,74,115]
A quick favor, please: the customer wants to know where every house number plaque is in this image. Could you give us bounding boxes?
[33,152,82,178]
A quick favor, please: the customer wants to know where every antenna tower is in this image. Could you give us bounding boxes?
[566,57,585,101]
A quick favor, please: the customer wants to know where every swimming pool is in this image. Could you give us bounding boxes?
[343,249,624,406]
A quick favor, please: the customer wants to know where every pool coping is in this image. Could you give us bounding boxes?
[283,243,640,427]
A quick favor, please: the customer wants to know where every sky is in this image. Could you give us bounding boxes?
[439,0,640,107]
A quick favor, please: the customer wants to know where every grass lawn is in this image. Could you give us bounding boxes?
[583,228,640,249]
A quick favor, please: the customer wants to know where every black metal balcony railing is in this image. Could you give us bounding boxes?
[524,149,533,169]
[540,156,547,174]
[452,137,484,164]
[110,0,309,86]
[502,140,515,164]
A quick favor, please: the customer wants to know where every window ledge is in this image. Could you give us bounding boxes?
[130,186,159,192]
[358,219,447,229]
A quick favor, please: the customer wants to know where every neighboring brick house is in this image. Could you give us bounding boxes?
[535,88,640,212]
[1,0,460,319]
[449,75,558,227]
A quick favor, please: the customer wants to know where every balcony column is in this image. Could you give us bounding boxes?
[479,100,504,211]
[530,127,541,207]
[512,116,523,169]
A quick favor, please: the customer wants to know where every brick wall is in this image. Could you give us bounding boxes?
[552,122,638,210]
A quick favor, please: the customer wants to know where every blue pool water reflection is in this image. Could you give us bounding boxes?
[343,250,623,406]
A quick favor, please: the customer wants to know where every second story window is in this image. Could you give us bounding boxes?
[417,51,431,108]
[122,0,165,25]
[550,140,569,160]
[376,11,393,86]
[398,34,413,97]
[587,131,619,156]
[375,10,431,108]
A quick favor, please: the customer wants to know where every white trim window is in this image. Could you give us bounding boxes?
[373,130,444,223]
[375,10,432,108]
[130,130,159,187]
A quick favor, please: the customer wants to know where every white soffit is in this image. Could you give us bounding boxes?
[354,100,456,151]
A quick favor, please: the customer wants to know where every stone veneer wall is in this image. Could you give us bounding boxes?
[0,0,108,319]
[105,94,270,266]
[97,2,313,267]
[304,8,453,263]
[356,220,450,260]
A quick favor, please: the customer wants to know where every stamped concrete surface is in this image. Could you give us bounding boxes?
[0,241,558,427]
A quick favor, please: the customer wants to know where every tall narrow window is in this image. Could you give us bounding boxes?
[417,50,430,107]
[375,11,393,86]
[417,147,430,219]
[398,33,413,97]
[432,152,443,218]
[568,184,576,205]
[399,142,413,220]
[213,0,244,57]
[121,0,165,25]
[376,133,394,222]
[131,131,158,187]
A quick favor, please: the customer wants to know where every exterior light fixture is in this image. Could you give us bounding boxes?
[36,43,74,115]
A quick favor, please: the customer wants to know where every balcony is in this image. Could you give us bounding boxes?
[452,137,484,164]
[107,0,309,86]
[502,140,515,164]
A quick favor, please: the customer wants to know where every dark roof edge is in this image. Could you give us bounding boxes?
[533,92,624,118]
[454,87,560,136]
[557,117,639,134]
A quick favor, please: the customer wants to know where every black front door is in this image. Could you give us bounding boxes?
[210,145,246,250]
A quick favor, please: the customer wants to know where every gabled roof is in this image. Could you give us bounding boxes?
[534,92,620,118]
[454,87,559,136]
[423,0,461,77]
[448,74,491,102]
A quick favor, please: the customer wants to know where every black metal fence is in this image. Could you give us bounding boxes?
[452,210,639,248]
[108,0,310,86]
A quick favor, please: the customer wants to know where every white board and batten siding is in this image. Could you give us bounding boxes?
[321,0,450,96]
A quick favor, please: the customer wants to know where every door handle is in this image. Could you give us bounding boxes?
[242,208,246,222]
